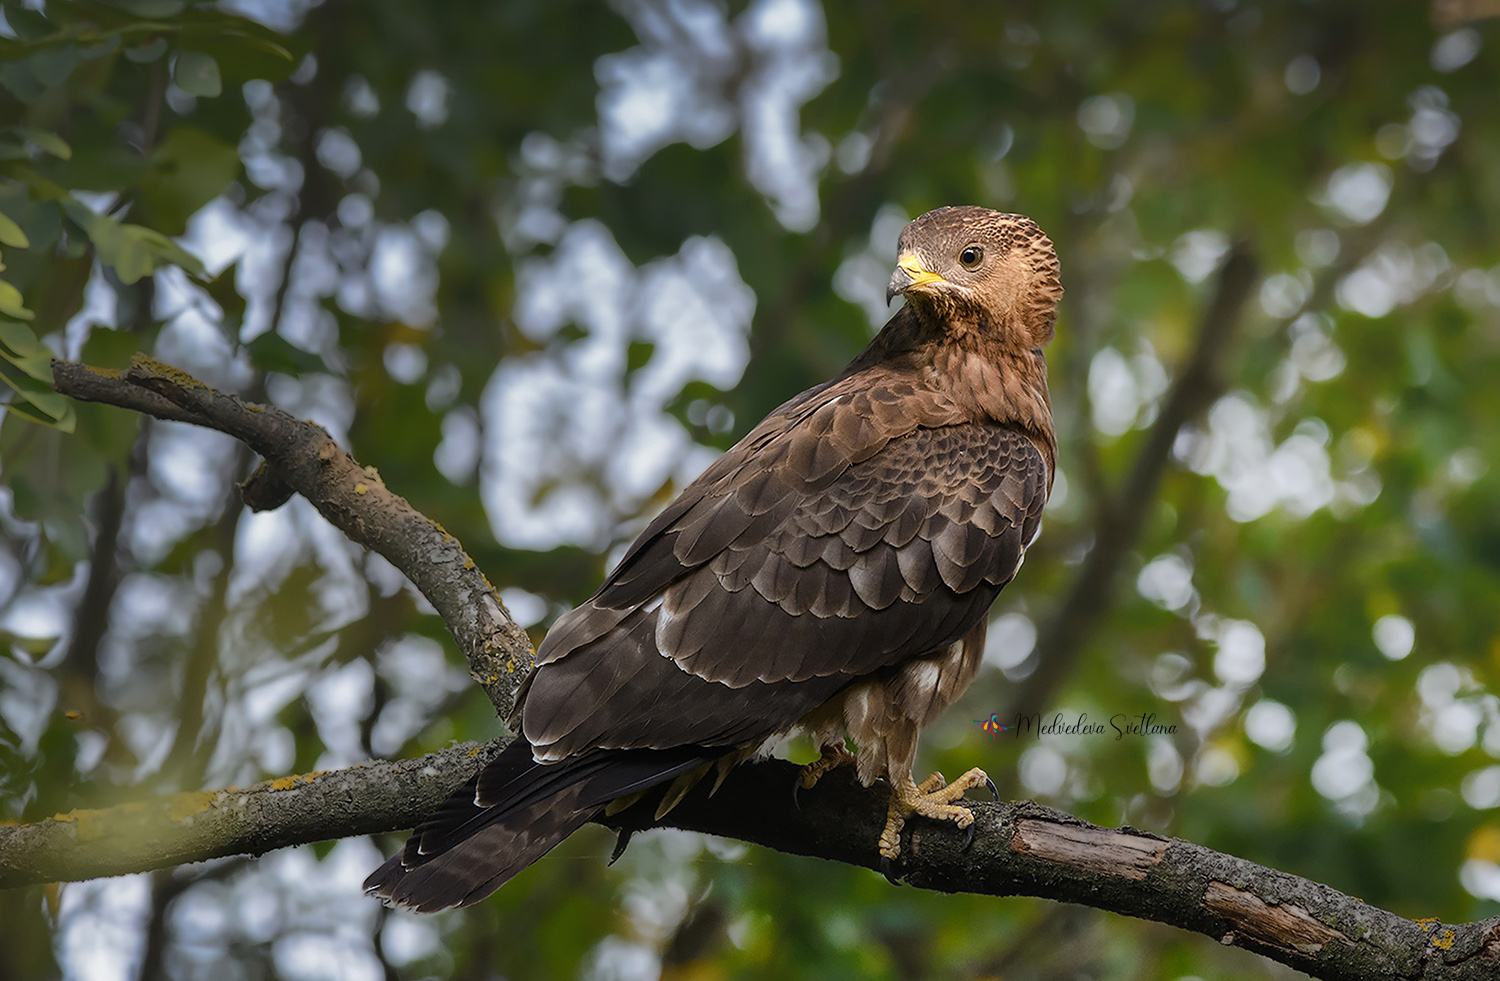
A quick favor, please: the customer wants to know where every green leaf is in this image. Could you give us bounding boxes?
[79,35,122,61]
[0,629,59,657]
[0,60,45,103]
[236,33,297,67]
[1,5,53,44]
[625,339,654,375]
[0,320,54,381]
[110,230,155,284]
[19,129,72,161]
[60,199,204,284]
[42,508,90,569]
[0,365,64,418]
[174,15,302,82]
[0,280,32,320]
[8,397,77,436]
[139,126,240,234]
[246,331,332,376]
[204,266,248,325]
[0,362,73,432]
[114,0,186,15]
[2,192,61,254]
[5,469,42,520]
[126,225,205,277]
[174,50,222,98]
[27,45,78,88]
[60,199,119,255]
[0,212,27,248]
[124,37,170,64]
[79,326,141,372]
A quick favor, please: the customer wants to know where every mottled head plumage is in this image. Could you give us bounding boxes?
[887,206,1063,348]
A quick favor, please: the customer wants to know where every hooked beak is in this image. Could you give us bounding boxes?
[886,253,947,304]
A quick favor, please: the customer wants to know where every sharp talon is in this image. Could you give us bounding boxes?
[962,822,976,852]
[880,855,902,886]
[985,776,999,801]
[608,827,635,866]
[792,777,803,813]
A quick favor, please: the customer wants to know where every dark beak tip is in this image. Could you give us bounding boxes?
[886,266,915,306]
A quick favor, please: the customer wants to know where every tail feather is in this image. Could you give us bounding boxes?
[367,783,595,912]
[364,740,717,911]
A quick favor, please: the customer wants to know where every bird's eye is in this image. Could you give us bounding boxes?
[960,246,983,267]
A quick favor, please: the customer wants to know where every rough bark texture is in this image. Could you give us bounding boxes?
[0,743,496,886]
[2,746,1496,981]
[7,353,1492,981]
[636,762,1500,981]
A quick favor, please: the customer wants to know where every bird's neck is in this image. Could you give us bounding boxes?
[852,305,1057,483]
[950,342,1056,486]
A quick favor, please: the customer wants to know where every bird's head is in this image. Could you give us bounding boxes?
[886,206,1063,348]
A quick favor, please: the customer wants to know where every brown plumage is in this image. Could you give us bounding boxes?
[365,206,1062,911]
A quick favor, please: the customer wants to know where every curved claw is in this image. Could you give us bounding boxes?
[608,827,635,866]
[962,822,976,852]
[880,854,903,886]
[791,775,803,813]
[984,775,999,801]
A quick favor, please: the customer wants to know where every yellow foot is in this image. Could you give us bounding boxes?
[799,743,857,790]
[878,767,994,861]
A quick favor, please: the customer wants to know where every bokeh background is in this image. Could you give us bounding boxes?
[3,0,1500,978]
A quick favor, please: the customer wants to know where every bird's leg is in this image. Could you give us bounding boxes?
[915,771,947,794]
[793,740,857,811]
[878,767,995,860]
[799,740,856,790]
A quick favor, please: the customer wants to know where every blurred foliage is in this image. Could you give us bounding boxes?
[3,0,1500,979]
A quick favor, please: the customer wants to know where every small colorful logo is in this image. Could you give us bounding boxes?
[974,713,1012,740]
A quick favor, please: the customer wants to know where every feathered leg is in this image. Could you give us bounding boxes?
[799,741,857,789]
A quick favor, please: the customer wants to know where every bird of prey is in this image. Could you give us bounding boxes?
[366,205,1061,911]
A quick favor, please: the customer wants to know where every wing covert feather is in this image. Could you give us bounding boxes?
[520,396,1049,759]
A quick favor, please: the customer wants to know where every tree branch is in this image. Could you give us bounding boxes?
[1,749,1494,981]
[30,353,1498,981]
[0,743,494,886]
[51,356,535,718]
